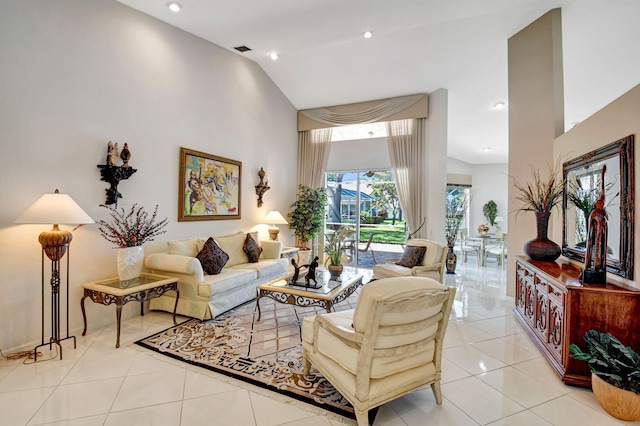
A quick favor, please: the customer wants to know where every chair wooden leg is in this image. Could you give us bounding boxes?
[302,352,311,376]
[431,380,443,404]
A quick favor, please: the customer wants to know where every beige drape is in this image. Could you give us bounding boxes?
[387,118,427,239]
[297,128,333,189]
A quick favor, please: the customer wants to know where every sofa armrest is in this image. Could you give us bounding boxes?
[260,240,283,259]
[145,253,204,283]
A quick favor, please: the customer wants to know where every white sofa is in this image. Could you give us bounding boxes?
[145,231,288,319]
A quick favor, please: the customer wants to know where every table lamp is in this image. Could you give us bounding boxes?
[264,210,288,241]
[495,216,504,230]
[15,189,94,360]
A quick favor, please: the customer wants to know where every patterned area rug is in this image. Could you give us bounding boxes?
[135,291,361,419]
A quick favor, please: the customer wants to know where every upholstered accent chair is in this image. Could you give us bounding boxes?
[372,238,446,282]
[301,277,456,426]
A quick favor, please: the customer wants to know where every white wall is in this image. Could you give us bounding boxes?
[470,164,509,233]
[0,0,297,352]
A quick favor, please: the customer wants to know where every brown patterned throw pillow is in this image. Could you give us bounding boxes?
[395,246,427,268]
[196,237,229,275]
[243,233,262,263]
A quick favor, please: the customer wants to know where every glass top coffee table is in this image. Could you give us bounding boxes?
[256,271,363,320]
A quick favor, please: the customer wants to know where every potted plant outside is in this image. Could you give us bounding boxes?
[98,204,169,280]
[323,226,355,280]
[482,200,498,226]
[512,163,565,261]
[569,330,640,421]
[287,185,327,255]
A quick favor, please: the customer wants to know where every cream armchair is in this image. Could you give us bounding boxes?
[302,277,456,426]
[372,238,446,282]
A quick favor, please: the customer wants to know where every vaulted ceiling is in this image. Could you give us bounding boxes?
[116,0,640,164]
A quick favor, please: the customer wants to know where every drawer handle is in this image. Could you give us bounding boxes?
[553,291,560,297]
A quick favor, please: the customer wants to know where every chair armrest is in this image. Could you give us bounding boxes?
[260,240,283,259]
[411,263,443,277]
[315,314,363,345]
[145,253,204,282]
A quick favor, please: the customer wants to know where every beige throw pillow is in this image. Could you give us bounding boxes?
[214,231,249,267]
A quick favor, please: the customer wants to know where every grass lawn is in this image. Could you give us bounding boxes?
[360,220,406,244]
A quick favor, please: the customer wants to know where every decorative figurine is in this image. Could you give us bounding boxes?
[581,165,607,284]
[304,256,319,287]
[120,143,131,168]
[109,142,119,166]
[106,141,114,165]
[290,258,301,284]
[254,167,270,207]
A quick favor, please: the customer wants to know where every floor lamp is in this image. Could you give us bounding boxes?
[15,189,94,360]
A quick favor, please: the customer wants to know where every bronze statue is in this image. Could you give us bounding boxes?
[304,256,319,287]
[582,165,607,284]
[290,258,301,283]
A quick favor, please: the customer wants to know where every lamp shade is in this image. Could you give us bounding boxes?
[495,216,504,223]
[264,210,288,225]
[15,189,94,225]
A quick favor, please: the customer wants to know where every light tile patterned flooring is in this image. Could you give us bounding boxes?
[1,260,637,425]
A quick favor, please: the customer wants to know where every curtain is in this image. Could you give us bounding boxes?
[387,118,427,239]
[297,128,333,189]
[299,94,424,127]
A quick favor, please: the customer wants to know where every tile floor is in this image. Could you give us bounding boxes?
[1,260,638,425]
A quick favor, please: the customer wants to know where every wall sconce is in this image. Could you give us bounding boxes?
[97,141,137,205]
[264,210,288,241]
[254,167,270,207]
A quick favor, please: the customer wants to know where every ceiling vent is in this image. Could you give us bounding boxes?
[234,46,252,53]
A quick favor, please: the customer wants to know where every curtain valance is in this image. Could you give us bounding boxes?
[298,94,428,131]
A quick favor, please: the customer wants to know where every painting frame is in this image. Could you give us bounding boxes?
[178,147,242,221]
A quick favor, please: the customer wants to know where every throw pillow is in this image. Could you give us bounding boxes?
[196,237,229,275]
[395,246,427,268]
[243,233,262,263]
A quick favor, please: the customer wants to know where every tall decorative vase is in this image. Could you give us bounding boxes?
[445,246,457,274]
[117,246,144,281]
[523,211,561,262]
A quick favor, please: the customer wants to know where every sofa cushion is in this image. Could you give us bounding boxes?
[395,246,426,268]
[168,238,199,257]
[196,238,229,275]
[215,231,249,267]
[243,233,262,263]
[198,269,257,297]
[229,258,288,279]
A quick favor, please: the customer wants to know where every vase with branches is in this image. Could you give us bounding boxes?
[512,162,565,261]
[445,190,469,273]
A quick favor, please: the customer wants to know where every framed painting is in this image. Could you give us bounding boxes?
[178,147,242,221]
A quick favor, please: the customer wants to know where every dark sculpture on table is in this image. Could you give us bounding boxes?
[98,141,137,205]
[581,165,607,284]
[304,256,319,287]
[290,259,301,283]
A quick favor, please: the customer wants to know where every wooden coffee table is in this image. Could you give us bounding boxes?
[80,273,179,348]
[256,272,363,320]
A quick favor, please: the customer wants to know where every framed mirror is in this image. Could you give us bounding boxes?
[562,134,634,279]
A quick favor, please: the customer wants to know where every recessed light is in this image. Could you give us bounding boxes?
[482,147,492,153]
[363,31,373,39]
[269,52,279,60]
[167,2,182,12]
[493,101,506,110]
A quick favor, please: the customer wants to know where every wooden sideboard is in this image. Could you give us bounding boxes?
[514,256,640,388]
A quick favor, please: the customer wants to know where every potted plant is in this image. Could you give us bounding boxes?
[98,204,169,280]
[323,226,355,280]
[512,163,565,261]
[445,191,468,274]
[482,200,498,226]
[569,330,640,420]
[287,185,327,253]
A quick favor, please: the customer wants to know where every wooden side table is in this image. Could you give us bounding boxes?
[80,273,179,348]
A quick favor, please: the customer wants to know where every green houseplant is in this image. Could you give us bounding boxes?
[482,200,498,226]
[569,330,640,420]
[287,185,327,250]
[323,226,354,279]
